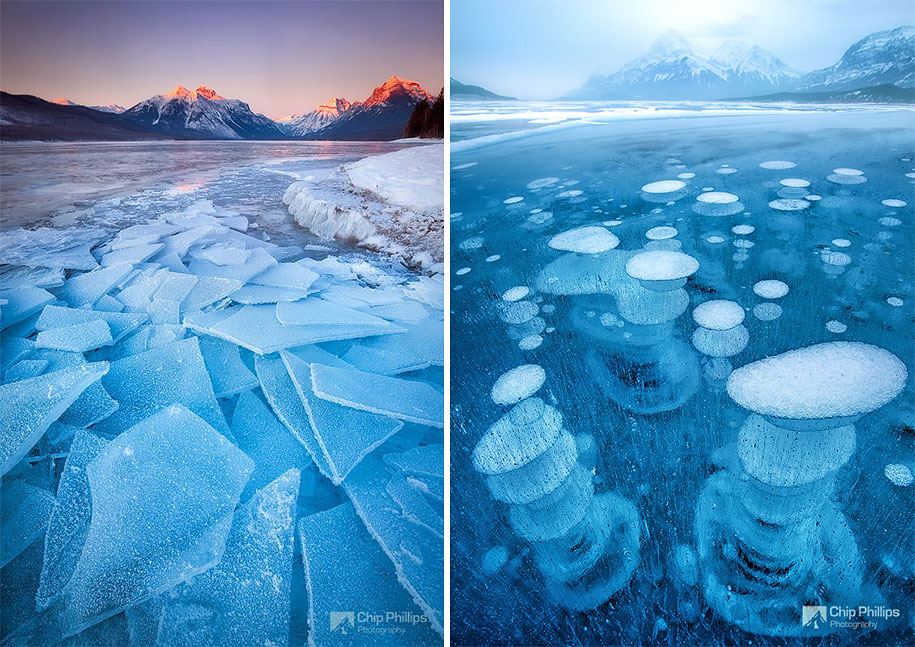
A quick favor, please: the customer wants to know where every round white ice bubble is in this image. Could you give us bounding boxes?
[753,302,783,321]
[706,235,725,244]
[806,194,822,201]
[641,180,686,194]
[726,342,908,420]
[526,177,560,190]
[459,237,483,250]
[759,161,796,170]
[499,301,538,324]
[887,297,903,307]
[504,196,524,204]
[731,224,755,235]
[769,198,810,211]
[881,198,907,208]
[486,255,501,262]
[519,335,543,350]
[831,238,851,248]
[826,320,847,333]
[548,226,619,254]
[456,267,471,276]
[717,167,738,175]
[753,280,789,299]
[677,172,696,179]
[697,191,738,204]
[733,239,754,249]
[693,299,745,330]
[558,189,583,198]
[780,178,810,188]
[885,464,913,487]
[833,168,864,176]
[646,226,678,240]
[502,286,530,302]
[821,251,851,267]
[490,365,547,406]
[625,250,699,282]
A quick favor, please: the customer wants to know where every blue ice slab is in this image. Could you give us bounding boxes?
[0,480,55,568]
[299,502,443,647]
[187,248,277,283]
[286,343,353,368]
[155,470,300,647]
[0,287,56,330]
[151,272,198,303]
[254,355,334,479]
[1,336,35,372]
[94,295,125,312]
[36,305,147,344]
[190,304,401,354]
[145,298,181,325]
[24,405,253,644]
[383,444,444,479]
[281,352,403,484]
[249,261,319,291]
[180,276,243,311]
[369,300,430,323]
[36,431,109,611]
[344,454,444,636]
[58,380,119,429]
[4,359,48,383]
[198,336,258,398]
[59,263,133,308]
[114,269,165,309]
[156,225,213,258]
[310,363,444,428]
[0,362,108,476]
[231,391,312,500]
[230,284,311,304]
[343,315,444,375]
[276,298,395,328]
[386,471,444,538]
[1,536,44,643]
[101,243,164,267]
[95,336,228,436]
[35,320,113,353]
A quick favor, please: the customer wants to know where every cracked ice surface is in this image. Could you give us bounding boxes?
[0,142,443,646]
[451,104,912,645]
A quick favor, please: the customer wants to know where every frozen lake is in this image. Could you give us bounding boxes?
[450,104,913,646]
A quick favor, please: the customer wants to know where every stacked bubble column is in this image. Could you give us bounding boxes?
[695,342,907,637]
[473,394,640,611]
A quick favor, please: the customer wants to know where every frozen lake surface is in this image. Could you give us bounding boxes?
[0,140,444,645]
[450,103,913,646]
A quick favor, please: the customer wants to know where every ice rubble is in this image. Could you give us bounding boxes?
[283,145,444,270]
[0,196,444,645]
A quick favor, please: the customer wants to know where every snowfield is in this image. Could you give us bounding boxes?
[283,144,444,270]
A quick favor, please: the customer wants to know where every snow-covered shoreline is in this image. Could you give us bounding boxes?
[283,144,443,271]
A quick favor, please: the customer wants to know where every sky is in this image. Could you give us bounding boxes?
[452,0,914,100]
[0,0,443,118]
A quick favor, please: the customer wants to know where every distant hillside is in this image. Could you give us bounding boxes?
[451,79,516,100]
[0,92,180,141]
[404,89,444,138]
[742,84,914,104]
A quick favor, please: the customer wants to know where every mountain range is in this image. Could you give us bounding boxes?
[0,76,436,141]
[566,26,914,101]
[450,78,516,101]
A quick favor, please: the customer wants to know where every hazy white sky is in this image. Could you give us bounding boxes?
[451,0,913,99]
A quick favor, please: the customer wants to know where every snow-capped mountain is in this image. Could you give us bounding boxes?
[793,26,915,93]
[569,31,797,99]
[90,104,126,114]
[305,76,434,140]
[124,85,284,140]
[277,97,352,136]
[711,40,801,95]
[51,98,79,106]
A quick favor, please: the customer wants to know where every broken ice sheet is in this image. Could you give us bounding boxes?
[343,315,444,375]
[36,305,147,343]
[4,359,49,383]
[94,336,228,436]
[198,336,258,398]
[299,501,442,647]
[344,453,444,636]
[231,390,312,500]
[19,405,253,644]
[249,261,319,291]
[58,263,133,308]
[35,320,113,353]
[0,362,108,476]
[36,431,109,611]
[154,470,300,647]
[0,480,55,568]
[275,297,396,328]
[0,287,56,330]
[310,363,444,428]
[281,351,403,484]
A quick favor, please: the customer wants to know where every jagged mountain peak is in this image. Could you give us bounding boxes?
[648,30,695,56]
[51,98,79,106]
[363,76,432,107]
[162,85,226,101]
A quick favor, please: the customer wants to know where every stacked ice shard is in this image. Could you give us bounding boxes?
[0,197,444,646]
[472,365,641,611]
[696,342,907,636]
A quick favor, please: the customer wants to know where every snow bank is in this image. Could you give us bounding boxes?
[283,145,443,270]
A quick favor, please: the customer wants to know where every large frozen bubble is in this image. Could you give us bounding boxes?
[548,227,619,254]
[490,365,546,405]
[727,342,907,422]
